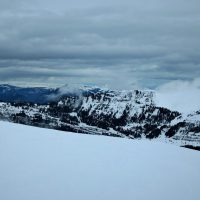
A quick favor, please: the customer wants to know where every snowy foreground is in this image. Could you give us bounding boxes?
[0,122,200,200]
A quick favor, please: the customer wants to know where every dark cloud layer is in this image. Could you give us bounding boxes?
[0,0,200,89]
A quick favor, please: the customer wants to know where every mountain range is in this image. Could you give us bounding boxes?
[0,84,199,149]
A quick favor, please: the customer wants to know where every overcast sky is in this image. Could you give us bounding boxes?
[0,0,200,89]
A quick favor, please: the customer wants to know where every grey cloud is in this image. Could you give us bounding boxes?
[0,0,200,89]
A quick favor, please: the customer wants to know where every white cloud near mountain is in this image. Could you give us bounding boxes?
[155,78,200,114]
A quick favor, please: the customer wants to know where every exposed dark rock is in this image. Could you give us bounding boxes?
[165,122,187,138]
[182,145,200,151]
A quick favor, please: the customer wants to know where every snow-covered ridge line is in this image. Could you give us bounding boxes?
[0,83,155,104]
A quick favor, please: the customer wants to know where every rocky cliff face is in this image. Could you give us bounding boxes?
[0,85,200,147]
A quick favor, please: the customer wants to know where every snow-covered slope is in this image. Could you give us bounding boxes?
[0,121,200,200]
